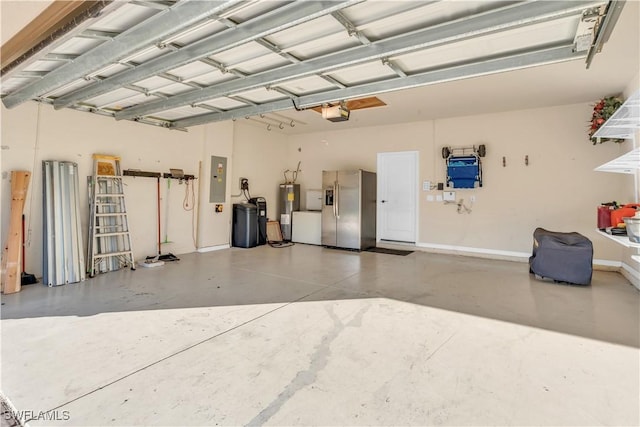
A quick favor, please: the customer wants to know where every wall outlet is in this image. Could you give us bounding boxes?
[443,191,456,201]
[423,180,431,191]
[240,177,249,190]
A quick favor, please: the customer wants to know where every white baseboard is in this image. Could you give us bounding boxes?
[593,259,623,271]
[197,244,230,253]
[416,242,530,262]
[415,242,626,272]
[621,262,640,290]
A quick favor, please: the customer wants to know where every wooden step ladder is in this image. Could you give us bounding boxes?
[87,154,135,277]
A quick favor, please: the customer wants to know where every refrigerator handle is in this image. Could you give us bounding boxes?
[332,184,336,217]
[334,181,339,219]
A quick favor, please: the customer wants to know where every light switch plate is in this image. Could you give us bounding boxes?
[436,195,443,202]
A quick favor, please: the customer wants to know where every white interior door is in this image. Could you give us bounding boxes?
[377,151,418,243]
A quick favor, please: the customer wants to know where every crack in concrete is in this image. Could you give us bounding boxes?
[246,303,370,427]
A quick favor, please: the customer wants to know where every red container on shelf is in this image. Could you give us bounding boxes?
[597,205,613,229]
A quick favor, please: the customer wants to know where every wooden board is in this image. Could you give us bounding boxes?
[97,161,115,176]
[1,171,31,294]
[310,96,387,113]
[1,1,103,70]
[266,221,283,242]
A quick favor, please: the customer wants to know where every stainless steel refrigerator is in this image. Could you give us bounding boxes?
[322,170,376,250]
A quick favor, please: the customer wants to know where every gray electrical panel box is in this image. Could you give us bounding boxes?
[210,156,227,203]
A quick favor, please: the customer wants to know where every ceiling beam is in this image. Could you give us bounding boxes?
[171,44,584,128]
[2,0,245,109]
[116,0,600,121]
[52,0,362,110]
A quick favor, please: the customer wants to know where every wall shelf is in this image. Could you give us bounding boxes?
[592,88,639,278]
[594,147,640,174]
[592,90,639,175]
[596,230,640,248]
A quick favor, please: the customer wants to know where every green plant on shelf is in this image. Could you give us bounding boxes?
[589,95,625,145]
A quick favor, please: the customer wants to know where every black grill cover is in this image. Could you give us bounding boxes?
[529,228,593,285]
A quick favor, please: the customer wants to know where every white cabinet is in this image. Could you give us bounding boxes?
[292,211,322,245]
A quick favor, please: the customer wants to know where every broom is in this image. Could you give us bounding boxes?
[21,215,37,285]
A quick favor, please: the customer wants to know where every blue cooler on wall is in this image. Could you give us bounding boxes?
[447,156,480,188]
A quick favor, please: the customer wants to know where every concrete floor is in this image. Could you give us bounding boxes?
[1,244,639,426]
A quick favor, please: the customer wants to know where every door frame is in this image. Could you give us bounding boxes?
[376,150,419,244]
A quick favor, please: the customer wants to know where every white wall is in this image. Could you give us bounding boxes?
[0,1,51,42]
[286,103,632,263]
[231,122,289,221]
[286,121,429,210]
[196,121,234,250]
[0,103,217,276]
[0,103,290,278]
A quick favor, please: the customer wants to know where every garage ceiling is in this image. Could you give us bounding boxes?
[0,0,632,133]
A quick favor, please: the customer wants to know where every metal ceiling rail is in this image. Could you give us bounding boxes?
[87,5,352,107]
[2,0,245,109]
[332,11,407,79]
[115,0,601,121]
[268,111,306,126]
[171,43,584,128]
[35,97,181,131]
[331,10,371,45]
[586,0,625,68]
[52,0,363,110]
[258,113,297,128]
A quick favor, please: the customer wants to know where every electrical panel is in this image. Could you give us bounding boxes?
[210,156,227,203]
